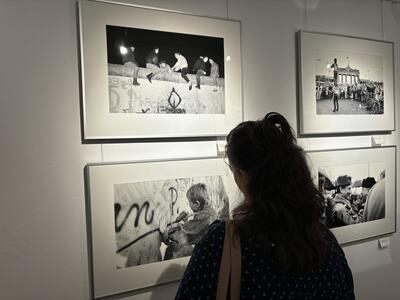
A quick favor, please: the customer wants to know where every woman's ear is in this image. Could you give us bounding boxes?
[239,169,250,185]
[233,168,250,195]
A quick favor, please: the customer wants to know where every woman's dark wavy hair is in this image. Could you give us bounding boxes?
[226,112,326,273]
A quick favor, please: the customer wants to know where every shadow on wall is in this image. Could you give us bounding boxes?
[353,260,400,300]
[101,263,185,300]
[393,2,400,22]
[292,0,321,11]
[150,263,186,300]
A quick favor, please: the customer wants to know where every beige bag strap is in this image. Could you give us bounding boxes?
[230,223,241,300]
[216,221,231,300]
[216,221,241,300]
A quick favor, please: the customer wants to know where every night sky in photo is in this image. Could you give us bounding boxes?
[106,25,225,77]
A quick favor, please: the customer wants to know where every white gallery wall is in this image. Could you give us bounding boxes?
[0,0,399,299]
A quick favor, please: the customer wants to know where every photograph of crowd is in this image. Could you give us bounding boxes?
[315,49,384,115]
[114,175,230,269]
[106,25,225,114]
[318,163,385,229]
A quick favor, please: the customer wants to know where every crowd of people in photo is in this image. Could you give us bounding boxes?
[319,170,385,228]
[316,81,384,113]
[316,81,383,104]
[316,57,384,114]
[119,45,220,91]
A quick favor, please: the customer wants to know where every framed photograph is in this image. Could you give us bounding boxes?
[298,31,395,135]
[86,157,241,298]
[79,0,242,139]
[307,146,396,244]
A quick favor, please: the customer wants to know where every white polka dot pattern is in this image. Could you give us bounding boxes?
[175,221,355,300]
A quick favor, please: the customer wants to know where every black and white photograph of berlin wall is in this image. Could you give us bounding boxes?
[315,49,384,115]
[114,175,230,269]
[107,25,225,114]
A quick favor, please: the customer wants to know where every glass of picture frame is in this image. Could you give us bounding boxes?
[86,156,242,298]
[307,146,396,244]
[79,0,243,140]
[298,30,395,135]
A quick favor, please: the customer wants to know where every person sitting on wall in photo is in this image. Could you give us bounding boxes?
[193,56,208,89]
[158,60,172,74]
[163,183,217,259]
[329,175,361,228]
[120,45,140,86]
[146,46,161,83]
[209,58,220,92]
[171,52,192,90]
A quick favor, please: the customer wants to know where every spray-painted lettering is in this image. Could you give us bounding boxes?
[114,201,154,233]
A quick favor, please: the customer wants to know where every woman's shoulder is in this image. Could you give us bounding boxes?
[184,220,226,278]
[322,226,340,247]
[175,221,226,299]
[320,226,349,261]
[197,220,226,245]
[189,220,226,257]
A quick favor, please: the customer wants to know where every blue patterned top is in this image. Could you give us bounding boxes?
[175,220,355,300]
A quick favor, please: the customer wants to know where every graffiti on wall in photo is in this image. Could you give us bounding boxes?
[114,175,230,269]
